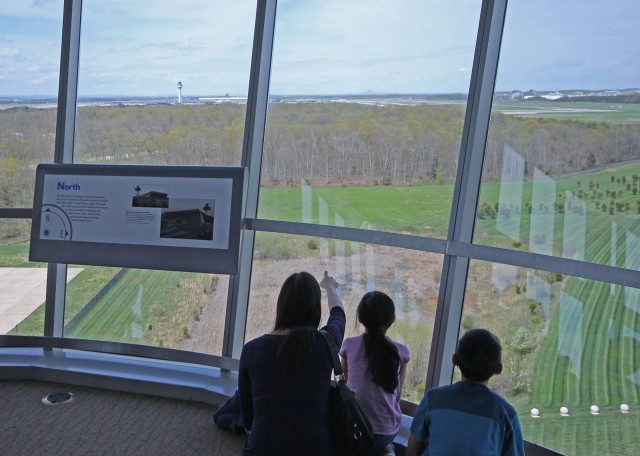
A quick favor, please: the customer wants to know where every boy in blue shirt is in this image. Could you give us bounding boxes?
[407,328,525,456]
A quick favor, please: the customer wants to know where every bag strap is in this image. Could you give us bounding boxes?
[319,329,344,380]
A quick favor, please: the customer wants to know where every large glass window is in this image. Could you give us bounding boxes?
[0,219,51,337]
[0,1,62,207]
[475,0,640,270]
[0,1,63,336]
[247,231,443,402]
[59,265,229,356]
[74,0,256,167]
[59,1,256,353]
[259,0,482,238]
[463,260,640,455]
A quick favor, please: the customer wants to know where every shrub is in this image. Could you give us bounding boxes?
[511,327,535,356]
[507,356,531,394]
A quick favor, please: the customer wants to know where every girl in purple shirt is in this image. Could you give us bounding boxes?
[339,291,411,454]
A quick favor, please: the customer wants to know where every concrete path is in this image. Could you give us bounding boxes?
[0,268,83,334]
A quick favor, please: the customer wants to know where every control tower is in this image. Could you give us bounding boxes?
[177,81,183,103]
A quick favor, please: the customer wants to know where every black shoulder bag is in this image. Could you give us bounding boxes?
[320,330,375,456]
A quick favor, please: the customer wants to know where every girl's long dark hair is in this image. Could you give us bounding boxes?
[357,291,400,393]
[274,272,322,372]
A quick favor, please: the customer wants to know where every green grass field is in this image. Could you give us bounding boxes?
[493,100,640,124]
[258,184,454,237]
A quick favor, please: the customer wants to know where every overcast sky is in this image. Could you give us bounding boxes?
[1,0,638,97]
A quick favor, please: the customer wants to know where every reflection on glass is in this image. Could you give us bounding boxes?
[1,267,60,337]
[492,262,517,307]
[60,266,227,355]
[0,219,75,336]
[529,169,556,255]
[497,145,524,242]
[561,191,586,261]
[477,0,640,285]
[526,272,550,336]
[558,292,582,379]
[464,260,640,455]
[610,222,617,296]
[248,232,442,402]
[624,232,640,312]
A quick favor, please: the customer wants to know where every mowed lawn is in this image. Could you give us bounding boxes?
[493,100,640,124]
[66,268,190,343]
[522,408,639,456]
[258,184,454,236]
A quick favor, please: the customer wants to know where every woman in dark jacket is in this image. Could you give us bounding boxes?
[238,271,345,456]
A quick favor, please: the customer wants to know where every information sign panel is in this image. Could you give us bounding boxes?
[30,164,246,274]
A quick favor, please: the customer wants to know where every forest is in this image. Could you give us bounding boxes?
[1,101,640,214]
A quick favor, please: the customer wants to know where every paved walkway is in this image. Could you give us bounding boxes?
[0,268,83,333]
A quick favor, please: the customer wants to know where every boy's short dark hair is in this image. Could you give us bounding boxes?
[455,329,502,382]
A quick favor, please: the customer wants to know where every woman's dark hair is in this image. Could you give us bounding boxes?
[274,272,322,371]
[455,328,502,382]
[357,291,400,393]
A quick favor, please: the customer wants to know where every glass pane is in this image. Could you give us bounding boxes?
[62,265,229,355]
[464,259,640,455]
[259,0,482,238]
[0,219,49,336]
[247,231,443,402]
[74,0,256,166]
[475,1,640,270]
[0,1,62,207]
[0,1,62,336]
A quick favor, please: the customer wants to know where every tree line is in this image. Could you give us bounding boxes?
[1,102,640,211]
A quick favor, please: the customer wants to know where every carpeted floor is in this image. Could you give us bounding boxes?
[0,379,246,456]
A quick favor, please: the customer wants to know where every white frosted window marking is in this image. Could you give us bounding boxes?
[366,245,376,292]
[335,213,346,280]
[611,222,617,296]
[350,242,363,296]
[491,262,517,309]
[558,292,583,379]
[318,196,329,257]
[624,231,640,313]
[497,144,524,242]
[526,272,551,336]
[529,168,556,256]
[301,180,312,223]
[562,190,586,262]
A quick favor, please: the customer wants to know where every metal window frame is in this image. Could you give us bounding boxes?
[426,0,508,388]
[44,0,82,338]
[222,0,278,359]
[3,0,640,399]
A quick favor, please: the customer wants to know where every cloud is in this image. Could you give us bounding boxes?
[0,47,18,57]
[3,0,640,96]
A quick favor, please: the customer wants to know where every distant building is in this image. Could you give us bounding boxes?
[541,92,565,100]
[132,191,169,208]
[160,209,214,240]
